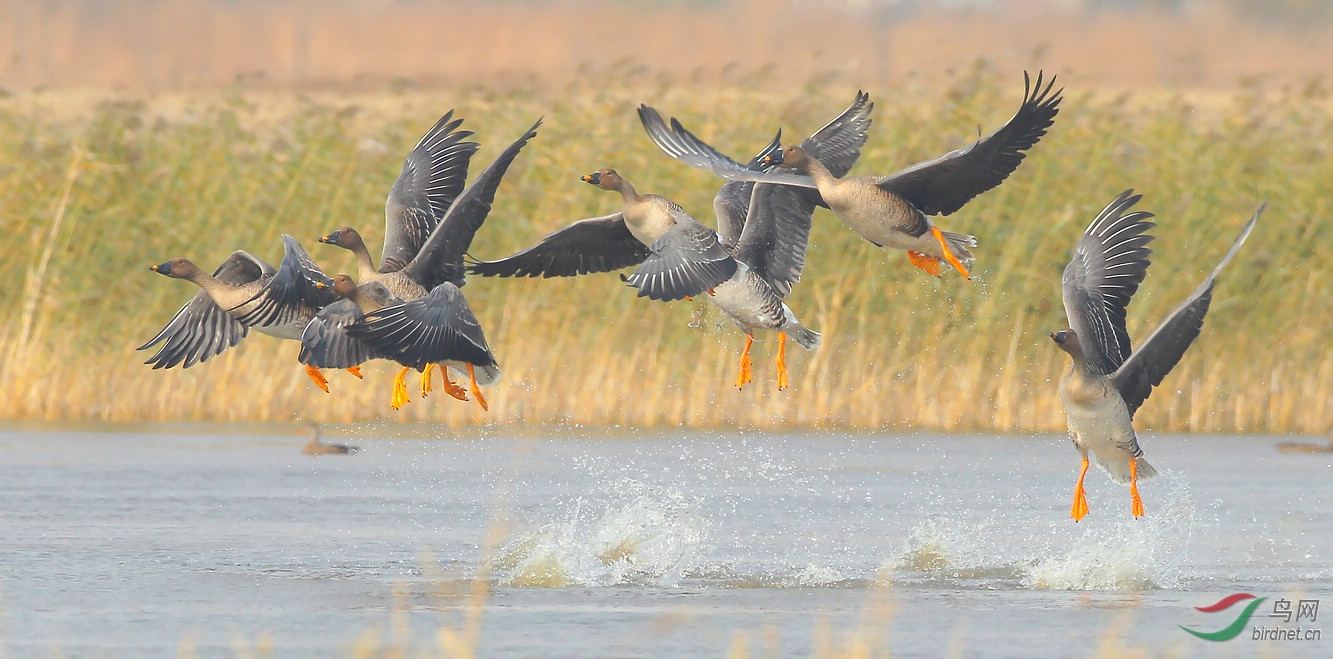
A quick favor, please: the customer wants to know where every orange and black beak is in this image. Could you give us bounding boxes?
[1049,330,1070,346]
[318,230,341,245]
[150,261,173,275]
[761,152,784,167]
[581,172,602,186]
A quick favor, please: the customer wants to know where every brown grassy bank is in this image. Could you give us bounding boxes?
[0,61,1328,431]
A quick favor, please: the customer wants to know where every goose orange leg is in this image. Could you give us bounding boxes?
[440,367,470,402]
[419,363,435,398]
[344,366,363,379]
[390,366,411,410]
[906,251,943,277]
[735,334,754,389]
[1071,456,1090,521]
[1130,458,1145,518]
[304,364,330,393]
[466,363,489,411]
[929,226,972,279]
[775,332,789,390]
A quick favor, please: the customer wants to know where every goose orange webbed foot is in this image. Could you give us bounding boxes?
[907,251,943,277]
[1130,458,1145,518]
[466,363,489,411]
[344,366,363,379]
[305,364,330,393]
[1071,456,1090,521]
[441,368,470,402]
[775,332,789,390]
[419,363,435,398]
[734,334,754,389]
[929,226,972,279]
[390,366,411,410]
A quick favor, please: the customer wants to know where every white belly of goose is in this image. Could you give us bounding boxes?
[1059,377,1148,484]
[706,267,785,332]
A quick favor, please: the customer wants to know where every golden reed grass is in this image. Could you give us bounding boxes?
[0,5,1329,432]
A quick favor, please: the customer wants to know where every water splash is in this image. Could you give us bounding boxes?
[496,479,708,588]
[1025,472,1194,590]
[884,473,1196,591]
[886,516,1027,586]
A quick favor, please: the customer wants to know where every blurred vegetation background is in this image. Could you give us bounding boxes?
[0,1,1328,431]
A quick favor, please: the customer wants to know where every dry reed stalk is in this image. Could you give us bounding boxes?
[5,145,82,380]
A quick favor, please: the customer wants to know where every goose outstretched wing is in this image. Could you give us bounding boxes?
[404,119,542,290]
[626,217,738,302]
[466,213,650,278]
[381,110,480,273]
[1061,190,1155,376]
[1112,205,1261,417]
[876,71,1061,216]
[138,250,268,368]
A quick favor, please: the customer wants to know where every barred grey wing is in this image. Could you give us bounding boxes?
[381,110,480,273]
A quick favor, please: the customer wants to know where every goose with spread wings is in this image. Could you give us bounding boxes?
[310,119,541,409]
[139,234,343,388]
[466,90,872,288]
[656,73,1060,279]
[467,95,871,387]
[301,274,498,410]
[1051,191,1261,521]
[631,99,873,386]
[632,178,824,389]
[318,109,480,300]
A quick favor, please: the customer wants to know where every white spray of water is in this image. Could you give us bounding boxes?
[885,472,1196,591]
[1025,472,1194,590]
[496,479,708,588]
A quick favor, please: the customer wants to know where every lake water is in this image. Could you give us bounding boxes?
[1,426,1330,657]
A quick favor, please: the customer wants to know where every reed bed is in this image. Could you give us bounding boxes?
[0,65,1328,431]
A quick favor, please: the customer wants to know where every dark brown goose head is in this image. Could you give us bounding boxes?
[318,226,367,252]
[330,273,359,299]
[149,257,203,280]
[581,168,625,191]
[763,144,812,172]
[1049,329,1085,361]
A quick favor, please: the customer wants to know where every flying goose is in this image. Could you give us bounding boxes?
[319,110,480,300]
[627,179,822,388]
[140,234,342,389]
[303,274,495,410]
[299,275,402,397]
[653,73,1061,279]
[314,119,540,409]
[1051,191,1261,520]
[467,97,871,387]
[342,275,501,411]
[467,91,872,285]
[466,168,676,279]
[630,99,873,386]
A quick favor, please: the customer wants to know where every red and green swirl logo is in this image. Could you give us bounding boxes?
[1180,593,1267,641]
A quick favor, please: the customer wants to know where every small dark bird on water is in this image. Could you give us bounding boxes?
[298,423,358,456]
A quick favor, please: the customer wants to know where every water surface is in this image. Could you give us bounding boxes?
[1,427,1330,657]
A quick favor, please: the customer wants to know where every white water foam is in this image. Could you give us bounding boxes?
[496,479,708,588]
[1025,472,1194,590]
[885,472,1196,591]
